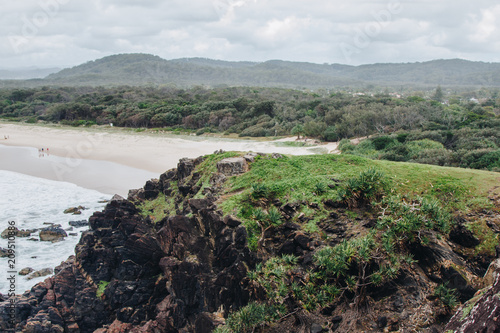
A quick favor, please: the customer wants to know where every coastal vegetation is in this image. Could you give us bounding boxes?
[0,83,499,171]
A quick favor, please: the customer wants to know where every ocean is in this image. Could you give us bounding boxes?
[0,170,110,294]
[0,145,159,295]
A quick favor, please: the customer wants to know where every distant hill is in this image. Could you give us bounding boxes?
[7,54,500,88]
[0,67,60,80]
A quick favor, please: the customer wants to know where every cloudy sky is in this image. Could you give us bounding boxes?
[1,0,500,69]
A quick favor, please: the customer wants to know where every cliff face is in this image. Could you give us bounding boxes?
[1,153,499,332]
[0,156,255,332]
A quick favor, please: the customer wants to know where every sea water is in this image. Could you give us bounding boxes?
[0,170,111,294]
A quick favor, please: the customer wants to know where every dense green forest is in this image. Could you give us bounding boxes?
[1,85,499,171]
[3,54,500,88]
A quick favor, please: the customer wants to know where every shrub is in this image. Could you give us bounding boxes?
[215,302,284,333]
[372,136,397,150]
[434,284,459,308]
[267,206,282,226]
[380,145,411,162]
[411,148,453,167]
[337,168,388,208]
[314,182,328,195]
[251,183,269,199]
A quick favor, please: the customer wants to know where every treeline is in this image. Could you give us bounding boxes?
[0,85,499,170]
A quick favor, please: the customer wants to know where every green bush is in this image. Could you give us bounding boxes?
[214,302,284,333]
[372,136,397,150]
[267,206,282,226]
[337,168,388,208]
[434,284,459,308]
[251,183,270,200]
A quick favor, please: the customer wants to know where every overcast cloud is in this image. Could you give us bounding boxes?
[1,0,500,68]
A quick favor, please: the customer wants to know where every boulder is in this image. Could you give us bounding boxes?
[271,152,283,159]
[39,226,68,242]
[445,273,500,332]
[143,179,160,200]
[27,268,53,280]
[127,188,145,201]
[223,215,242,227]
[216,157,248,176]
[68,220,89,228]
[19,267,34,276]
[64,207,81,214]
[0,247,9,258]
[1,227,34,238]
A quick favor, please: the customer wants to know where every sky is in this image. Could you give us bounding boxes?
[1,0,500,69]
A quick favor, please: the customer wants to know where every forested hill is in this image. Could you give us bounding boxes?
[26,54,500,88]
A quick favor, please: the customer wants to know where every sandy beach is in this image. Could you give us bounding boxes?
[0,123,339,195]
[0,123,338,173]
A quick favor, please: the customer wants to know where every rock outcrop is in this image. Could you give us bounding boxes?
[445,263,500,333]
[0,156,254,332]
[1,153,499,333]
[39,226,68,242]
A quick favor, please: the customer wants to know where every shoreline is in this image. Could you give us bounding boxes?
[0,122,339,174]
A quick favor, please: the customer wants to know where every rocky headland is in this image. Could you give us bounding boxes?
[1,152,499,332]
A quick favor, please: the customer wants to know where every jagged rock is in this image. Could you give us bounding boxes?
[483,258,500,287]
[445,273,500,332]
[39,226,67,242]
[216,157,248,176]
[271,153,283,159]
[209,172,227,187]
[69,220,89,228]
[64,206,86,214]
[223,215,242,227]
[159,169,177,193]
[243,153,260,162]
[195,312,225,333]
[214,149,226,154]
[127,188,145,201]
[27,268,54,280]
[0,247,9,257]
[189,198,212,212]
[1,227,34,238]
[143,179,160,200]
[450,223,480,248]
[323,199,343,209]
[177,157,196,180]
[110,194,126,202]
[19,267,34,276]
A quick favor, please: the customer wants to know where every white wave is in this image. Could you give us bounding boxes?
[0,170,110,294]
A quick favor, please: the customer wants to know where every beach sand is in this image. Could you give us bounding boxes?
[0,123,339,171]
[0,123,339,195]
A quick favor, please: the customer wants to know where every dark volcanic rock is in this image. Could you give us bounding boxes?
[39,226,68,242]
[449,223,480,248]
[1,227,34,238]
[19,267,34,276]
[69,220,89,228]
[445,272,500,332]
[0,247,9,257]
[143,179,160,200]
[27,268,54,280]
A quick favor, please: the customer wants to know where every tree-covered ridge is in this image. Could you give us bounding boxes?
[3,54,500,88]
[1,85,499,171]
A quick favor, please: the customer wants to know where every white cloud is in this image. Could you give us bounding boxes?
[1,0,500,68]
